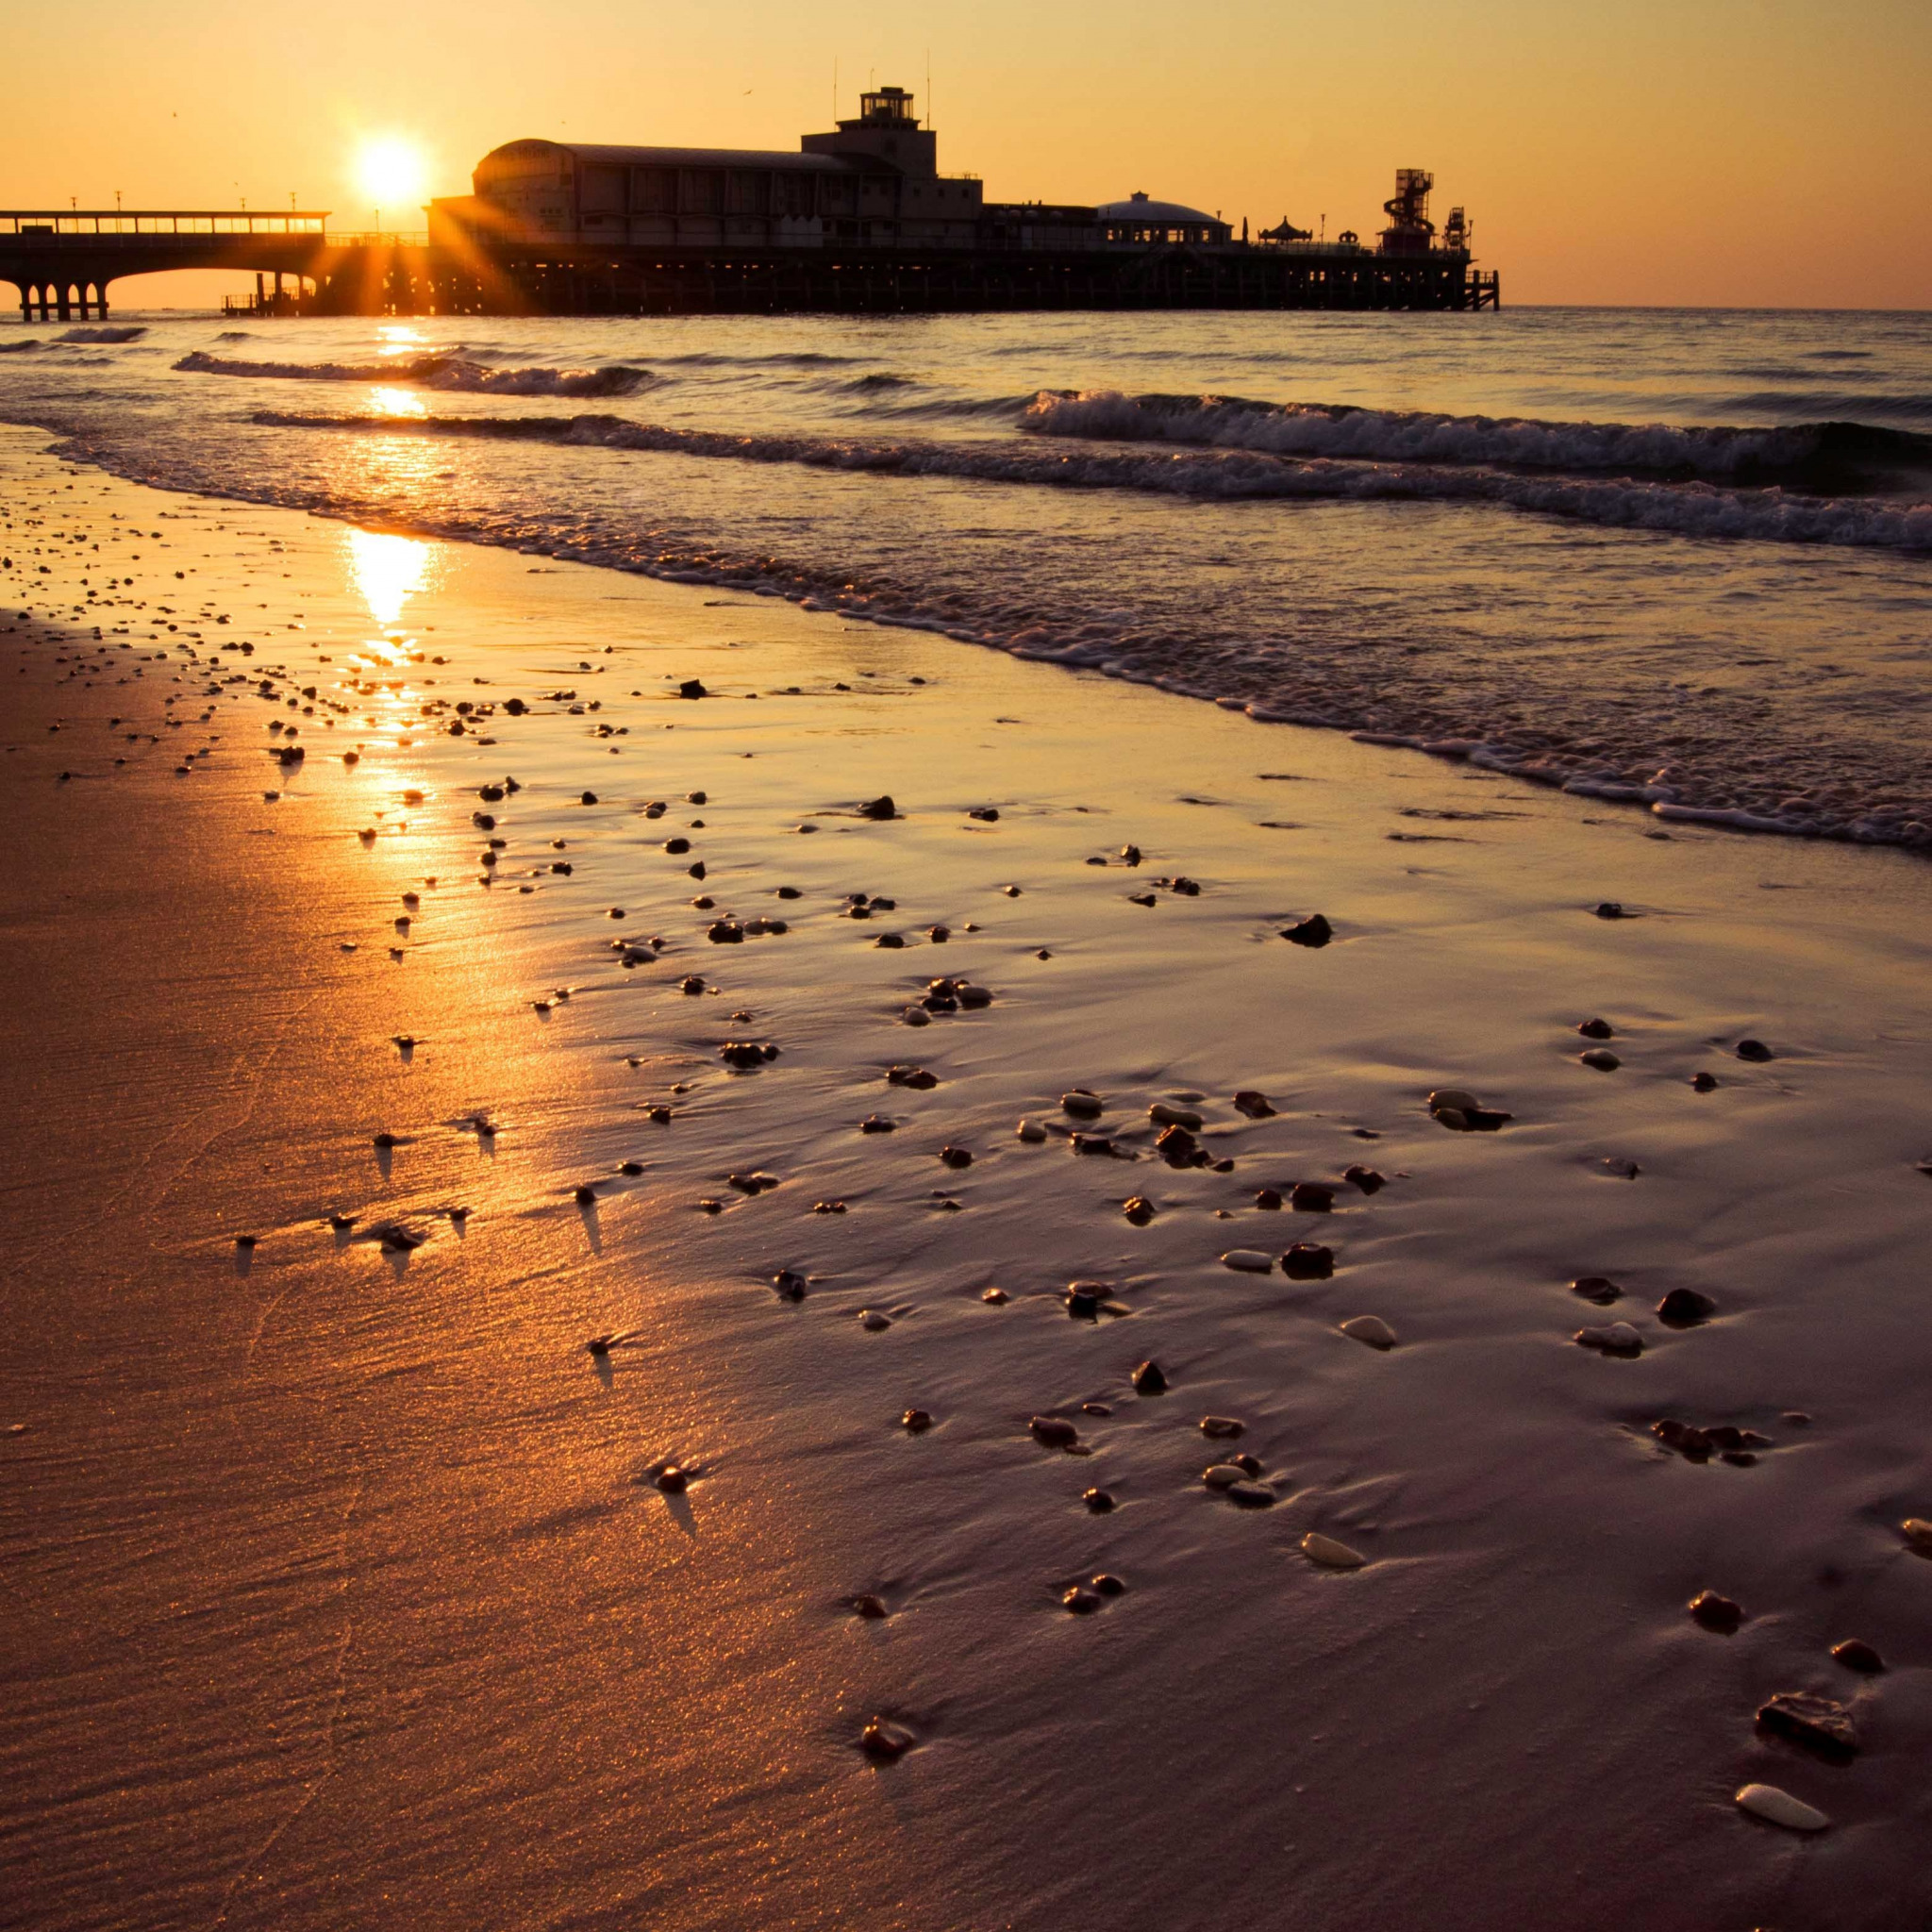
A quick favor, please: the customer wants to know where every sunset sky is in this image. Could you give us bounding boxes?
[4,0,1929,308]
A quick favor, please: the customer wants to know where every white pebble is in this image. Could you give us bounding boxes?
[1427,1088,1480,1113]
[1220,1249,1274,1274]
[1300,1532,1366,1570]
[1574,1322,1642,1355]
[1735,1784,1829,1833]
[1015,1118,1048,1143]
[1340,1315,1398,1350]
[1201,1463,1247,1490]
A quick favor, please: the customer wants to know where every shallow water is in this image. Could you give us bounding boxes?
[2,306,1928,844]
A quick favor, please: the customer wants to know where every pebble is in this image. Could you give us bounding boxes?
[1061,1089,1105,1119]
[850,1593,889,1619]
[1282,913,1333,948]
[1757,1691,1857,1760]
[1123,1195,1155,1225]
[1253,1188,1283,1210]
[1200,1416,1244,1439]
[1029,1415,1079,1449]
[902,1408,933,1433]
[855,1308,893,1333]
[1081,1402,1111,1417]
[1148,1103,1203,1129]
[982,1288,1009,1305]
[939,1145,973,1169]
[1580,1048,1621,1072]
[1083,1488,1116,1512]
[1593,901,1625,919]
[1091,1573,1126,1597]
[1131,1358,1168,1395]
[1576,1017,1615,1040]
[858,795,897,820]
[903,1008,931,1026]
[1232,1091,1275,1119]
[1571,1275,1622,1304]
[574,1184,598,1206]
[655,1465,688,1494]
[888,1066,938,1090]
[1340,1315,1397,1351]
[234,1234,258,1251]
[1736,1038,1774,1062]
[678,679,708,699]
[773,1272,808,1301]
[1063,1585,1102,1615]
[373,1131,399,1149]
[874,932,906,949]
[861,1716,915,1761]
[1064,1284,1102,1319]
[1221,1248,1274,1274]
[1342,1165,1386,1194]
[1691,1071,1719,1091]
[860,1115,896,1134]
[1734,1784,1829,1833]
[1601,1157,1641,1178]
[1202,1463,1247,1491]
[1300,1532,1366,1570]
[1289,1182,1335,1212]
[1657,1288,1717,1327]
[1282,1243,1334,1280]
[1225,1480,1276,1507]
[1574,1322,1642,1356]
[1831,1639,1884,1674]
[1689,1589,1743,1632]
[1901,1517,1932,1555]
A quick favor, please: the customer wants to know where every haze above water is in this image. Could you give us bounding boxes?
[4,304,1929,842]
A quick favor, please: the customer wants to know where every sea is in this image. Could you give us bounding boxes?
[4,305,1929,844]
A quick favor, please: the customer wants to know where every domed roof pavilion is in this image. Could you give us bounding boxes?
[1097,192,1231,245]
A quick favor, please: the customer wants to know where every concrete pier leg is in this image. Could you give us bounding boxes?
[57,284,73,322]
[97,283,109,318]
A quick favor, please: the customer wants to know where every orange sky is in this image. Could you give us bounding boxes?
[4,0,1929,308]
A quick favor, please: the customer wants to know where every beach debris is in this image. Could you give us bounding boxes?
[1300,1532,1366,1570]
[858,795,897,820]
[1651,1420,1772,1461]
[1282,1243,1335,1280]
[1148,1102,1203,1129]
[1200,1415,1244,1440]
[773,1272,808,1302]
[1593,901,1626,919]
[1084,1488,1116,1513]
[1343,1165,1386,1194]
[861,1716,915,1761]
[1064,1283,1102,1319]
[1226,1479,1276,1507]
[1831,1639,1884,1674]
[1426,1087,1512,1131]
[888,1065,938,1090]
[1572,1275,1622,1304]
[1734,1784,1829,1833]
[1254,1188,1283,1210]
[981,1287,1009,1305]
[1902,1517,1932,1556]
[1201,1463,1249,1491]
[849,1594,889,1620]
[1580,1048,1621,1071]
[858,1309,892,1332]
[860,1114,896,1134]
[1692,1070,1719,1091]
[1063,1584,1103,1614]
[1029,1415,1079,1450]
[938,1144,973,1169]
[1756,1692,1857,1761]
[654,1465,689,1493]
[1091,1573,1126,1597]
[1340,1315,1398,1351]
[678,679,708,699]
[1601,1157,1641,1178]
[1282,913,1333,948]
[1131,1358,1168,1395]
[1290,1182,1335,1212]
[1061,1089,1104,1119]
[1657,1288,1717,1327]
[1232,1090,1276,1119]
[1574,1322,1643,1356]
[1577,1017,1615,1040]
[901,1408,933,1433]
[1123,1195,1155,1225]
[1735,1038,1774,1062]
[1689,1590,1743,1632]
[1221,1249,1274,1274]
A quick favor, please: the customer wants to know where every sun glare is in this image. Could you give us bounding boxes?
[355,136,428,212]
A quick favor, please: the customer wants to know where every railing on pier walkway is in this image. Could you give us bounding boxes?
[0,210,332,240]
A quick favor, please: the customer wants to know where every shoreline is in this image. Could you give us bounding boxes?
[5,428,1931,1930]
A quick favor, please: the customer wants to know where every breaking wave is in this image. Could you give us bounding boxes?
[176,351,651,397]
[249,407,1932,552]
[1021,390,1932,490]
[58,325,147,344]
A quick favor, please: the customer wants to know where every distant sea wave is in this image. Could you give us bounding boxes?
[175,351,651,398]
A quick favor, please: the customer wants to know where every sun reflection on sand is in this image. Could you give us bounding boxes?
[345,527,432,629]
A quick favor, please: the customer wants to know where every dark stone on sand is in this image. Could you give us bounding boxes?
[1064,1284,1101,1319]
[580,791,598,805]
[1227,1480,1276,1508]
[1343,1165,1387,1195]
[851,1593,888,1619]
[1283,1243,1335,1280]
[773,1271,808,1301]
[888,1066,938,1090]
[719,1041,767,1069]
[860,1115,896,1134]
[902,1408,933,1433]
[708,921,743,943]
[1757,1692,1858,1761]
[619,1160,643,1176]
[1736,1039,1774,1062]
[1121,845,1142,864]
[681,975,705,994]
[234,1234,258,1250]
[678,679,708,699]
[1091,1573,1126,1597]
[1124,1195,1155,1225]
[575,1184,598,1206]
[503,698,525,715]
[1580,1049,1621,1072]
[776,886,801,900]
[928,925,950,942]
[1072,1133,1120,1158]
[664,837,690,854]
[1573,1275,1622,1305]
[1254,1189,1283,1210]
[1084,1489,1116,1513]
[1030,1415,1079,1449]
[1233,1091,1275,1119]
[969,807,999,822]
[655,1466,688,1493]
[858,795,897,821]
[687,791,707,805]
[861,1717,915,1761]
[1128,891,1157,908]
[1690,1589,1743,1632]
[874,933,906,949]
[373,1131,399,1148]
[1283,913,1333,948]
[1831,1639,1884,1674]
[1594,902,1625,919]
[1063,1585,1102,1615]
[1061,1090,1104,1119]
[1577,1018,1615,1040]
[939,1145,973,1169]
[1657,1287,1717,1327]
[1653,1418,1713,1458]
[1290,1183,1335,1213]
[1157,1124,1203,1164]
[1131,1358,1168,1395]
[1200,1415,1244,1439]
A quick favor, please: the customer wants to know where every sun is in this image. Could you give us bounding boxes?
[355,136,429,212]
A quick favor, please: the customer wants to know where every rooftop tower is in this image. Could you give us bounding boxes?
[802,85,938,175]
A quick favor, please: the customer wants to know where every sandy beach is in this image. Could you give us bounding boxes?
[4,419,1931,1930]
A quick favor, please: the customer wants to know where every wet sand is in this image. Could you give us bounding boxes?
[3,424,1931,1931]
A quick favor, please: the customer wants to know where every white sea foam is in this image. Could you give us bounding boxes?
[175,352,650,397]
